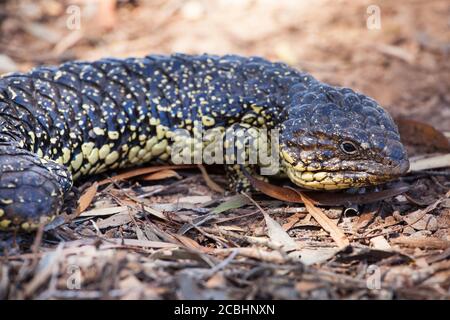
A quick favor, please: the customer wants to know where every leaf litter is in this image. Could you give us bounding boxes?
[1,120,449,300]
[0,0,449,300]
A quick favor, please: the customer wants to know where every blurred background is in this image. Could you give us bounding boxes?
[0,0,449,130]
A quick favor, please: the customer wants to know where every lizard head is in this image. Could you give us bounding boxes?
[279,83,409,190]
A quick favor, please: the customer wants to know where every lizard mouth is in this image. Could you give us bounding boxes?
[284,160,409,190]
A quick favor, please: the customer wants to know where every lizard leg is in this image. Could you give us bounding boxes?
[222,123,270,193]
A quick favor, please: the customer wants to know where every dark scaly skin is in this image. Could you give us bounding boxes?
[0,54,409,231]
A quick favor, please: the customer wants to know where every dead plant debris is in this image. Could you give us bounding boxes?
[0,0,449,300]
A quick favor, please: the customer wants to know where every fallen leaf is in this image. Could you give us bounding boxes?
[77,182,99,213]
[299,184,411,206]
[244,172,307,203]
[151,203,197,211]
[177,214,216,235]
[263,211,298,251]
[282,212,307,231]
[297,247,339,265]
[370,236,392,251]
[79,206,128,217]
[218,225,247,232]
[299,193,350,249]
[134,224,148,241]
[198,164,225,193]
[96,212,132,229]
[395,118,450,152]
[141,169,181,181]
[353,211,377,231]
[391,237,450,249]
[143,206,168,221]
[213,247,287,264]
[409,153,450,171]
[402,191,449,230]
[177,195,212,204]
[103,239,179,249]
[24,243,64,297]
[244,169,410,205]
[403,213,438,231]
[97,164,196,186]
[211,194,250,214]
[171,234,212,253]
[242,193,298,252]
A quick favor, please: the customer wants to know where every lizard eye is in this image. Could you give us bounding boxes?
[340,141,358,154]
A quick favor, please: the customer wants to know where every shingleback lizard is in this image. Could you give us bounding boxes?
[0,54,409,231]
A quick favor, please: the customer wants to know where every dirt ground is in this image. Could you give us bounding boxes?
[0,0,449,300]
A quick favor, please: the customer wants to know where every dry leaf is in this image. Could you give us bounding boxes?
[214,247,286,264]
[395,118,450,152]
[23,243,64,297]
[262,211,298,252]
[244,169,409,205]
[301,184,411,206]
[242,193,298,252]
[403,213,438,231]
[282,212,307,231]
[218,225,246,232]
[299,193,350,249]
[177,195,212,204]
[297,247,339,265]
[244,171,307,203]
[143,206,168,221]
[198,164,225,193]
[79,206,128,217]
[409,153,450,171]
[391,237,450,249]
[171,234,212,253]
[134,225,148,241]
[103,239,179,249]
[353,211,377,231]
[142,169,181,181]
[211,194,250,214]
[77,182,99,214]
[96,212,132,229]
[97,164,196,186]
[370,236,392,251]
